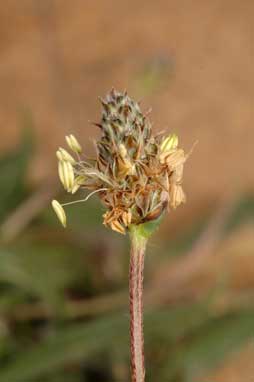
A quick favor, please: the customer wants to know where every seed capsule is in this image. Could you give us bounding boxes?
[51,200,67,227]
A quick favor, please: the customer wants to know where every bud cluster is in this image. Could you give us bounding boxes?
[52,89,188,234]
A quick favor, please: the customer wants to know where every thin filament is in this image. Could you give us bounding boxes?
[61,188,108,206]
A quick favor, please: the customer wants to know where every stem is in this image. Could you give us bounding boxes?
[129,226,148,382]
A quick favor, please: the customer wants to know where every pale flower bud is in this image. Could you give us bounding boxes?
[160,134,178,153]
[65,134,82,153]
[58,160,75,192]
[75,175,86,184]
[56,148,76,164]
[51,200,67,227]
[71,183,80,194]
[71,174,86,194]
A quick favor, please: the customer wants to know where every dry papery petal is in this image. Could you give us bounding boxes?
[117,156,135,177]
[170,184,186,209]
[122,210,132,226]
[169,162,184,185]
[164,149,186,169]
[110,220,126,235]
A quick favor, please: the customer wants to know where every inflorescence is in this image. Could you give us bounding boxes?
[52,89,188,234]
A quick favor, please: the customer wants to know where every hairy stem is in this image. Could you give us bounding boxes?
[129,227,148,382]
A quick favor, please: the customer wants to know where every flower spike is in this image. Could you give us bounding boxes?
[52,90,188,232]
[51,89,191,382]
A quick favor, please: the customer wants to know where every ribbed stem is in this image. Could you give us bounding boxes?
[129,227,147,382]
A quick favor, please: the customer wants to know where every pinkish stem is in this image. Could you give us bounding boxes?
[129,229,147,382]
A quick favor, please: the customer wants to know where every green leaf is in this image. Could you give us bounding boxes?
[223,193,254,234]
[0,314,126,382]
[159,310,254,382]
[0,129,33,223]
[183,311,254,381]
[1,300,253,382]
[0,245,86,308]
[129,213,165,240]
[0,304,210,382]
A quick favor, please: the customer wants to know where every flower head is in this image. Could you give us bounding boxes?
[52,89,188,233]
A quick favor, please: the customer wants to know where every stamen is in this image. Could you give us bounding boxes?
[61,188,108,206]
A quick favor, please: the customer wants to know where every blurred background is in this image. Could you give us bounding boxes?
[0,1,254,381]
